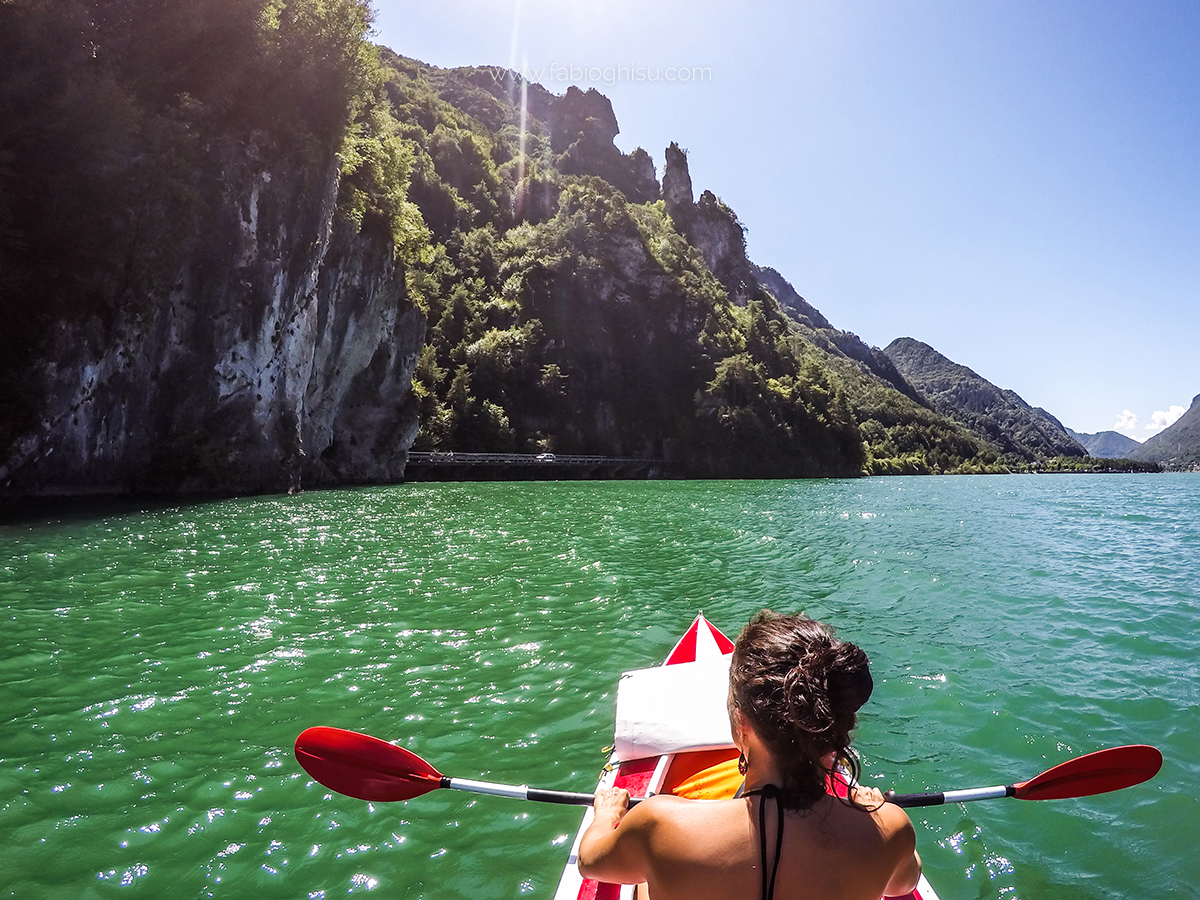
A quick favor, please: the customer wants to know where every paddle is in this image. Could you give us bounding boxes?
[294,726,640,807]
[886,744,1162,808]
[297,726,1159,811]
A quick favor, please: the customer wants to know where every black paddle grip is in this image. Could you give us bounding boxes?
[886,791,946,808]
[526,788,645,807]
[528,788,604,805]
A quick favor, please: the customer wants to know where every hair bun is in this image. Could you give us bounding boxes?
[829,645,873,712]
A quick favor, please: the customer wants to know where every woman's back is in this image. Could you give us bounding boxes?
[625,791,918,900]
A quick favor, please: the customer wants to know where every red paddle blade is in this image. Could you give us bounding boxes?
[295,726,446,802]
[1014,745,1162,801]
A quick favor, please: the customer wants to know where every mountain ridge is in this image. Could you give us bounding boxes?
[1066,428,1142,459]
[1128,395,1200,470]
[386,53,1003,477]
[881,337,1087,463]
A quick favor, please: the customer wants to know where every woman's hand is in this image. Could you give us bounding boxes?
[578,786,649,883]
[593,786,632,828]
[851,784,887,809]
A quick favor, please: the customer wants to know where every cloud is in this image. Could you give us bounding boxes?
[1113,410,1138,435]
[1146,405,1186,434]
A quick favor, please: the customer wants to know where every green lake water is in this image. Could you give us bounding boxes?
[1,475,1197,899]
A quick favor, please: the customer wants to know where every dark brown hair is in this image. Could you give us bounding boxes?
[729,610,873,809]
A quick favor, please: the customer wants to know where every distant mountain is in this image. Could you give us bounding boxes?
[882,338,1087,462]
[1066,428,1142,459]
[1129,395,1200,471]
[750,265,925,405]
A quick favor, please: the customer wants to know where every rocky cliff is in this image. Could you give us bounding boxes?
[0,0,427,498]
[662,142,755,305]
[390,65,1001,478]
[882,337,1086,462]
[0,144,424,497]
[1,1,1037,494]
[550,86,660,204]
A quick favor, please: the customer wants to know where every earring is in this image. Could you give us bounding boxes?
[738,751,748,775]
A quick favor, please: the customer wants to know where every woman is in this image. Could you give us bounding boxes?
[577,611,921,900]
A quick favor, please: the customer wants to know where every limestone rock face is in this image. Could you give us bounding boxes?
[551,86,659,203]
[0,141,424,497]
[662,146,754,304]
[625,147,660,205]
[663,141,695,223]
[547,85,620,151]
[689,190,754,304]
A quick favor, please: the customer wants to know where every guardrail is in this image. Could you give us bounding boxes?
[406,452,667,467]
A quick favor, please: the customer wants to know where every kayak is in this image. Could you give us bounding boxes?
[551,613,942,900]
[291,612,1158,899]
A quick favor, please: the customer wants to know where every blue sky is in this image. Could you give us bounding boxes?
[373,0,1199,440]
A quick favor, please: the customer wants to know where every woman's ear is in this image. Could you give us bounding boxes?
[820,749,837,772]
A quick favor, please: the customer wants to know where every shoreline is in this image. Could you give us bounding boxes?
[0,467,1184,522]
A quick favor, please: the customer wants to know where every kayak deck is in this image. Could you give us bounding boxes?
[552,614,941,900]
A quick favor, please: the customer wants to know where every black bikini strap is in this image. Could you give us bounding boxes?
[743,785,785,900]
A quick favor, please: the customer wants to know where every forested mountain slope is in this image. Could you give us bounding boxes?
[0,0,1025,495]
[1129,395,1200,470]
[882,338,1086,464]
[382,53,1003,476]
[1067,429,1141,459]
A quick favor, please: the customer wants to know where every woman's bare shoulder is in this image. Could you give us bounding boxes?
[844,788,917,841]
[870,798,917,842]
[628,793,741,825]
[626,794,752,850]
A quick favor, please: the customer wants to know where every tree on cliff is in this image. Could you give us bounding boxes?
[0,0,387,330]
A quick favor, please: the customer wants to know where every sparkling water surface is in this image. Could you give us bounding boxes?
[2,475,1196,899]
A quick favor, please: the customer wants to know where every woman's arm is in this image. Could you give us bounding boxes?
[880,806,922,898]
[576,787,654,885]
[855,785,922,897]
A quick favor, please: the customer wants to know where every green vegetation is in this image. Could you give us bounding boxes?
[1127,395,1200,471]
[1,5,1093,480]
[1032,456,1161,474]
[881,337,1087,464]
[0,0,386,312]
[766,320,1004,475]
[0,0,409,445]
[376,55,1015,477]
[379,57,872,476]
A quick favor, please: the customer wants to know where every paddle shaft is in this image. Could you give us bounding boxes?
[886,744,1162,807]
[445,776,643,807]
[888,784,1016,808]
